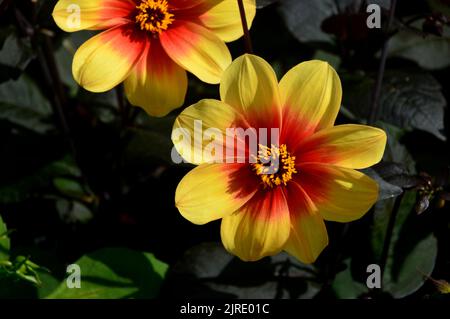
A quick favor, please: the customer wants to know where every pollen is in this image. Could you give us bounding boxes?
[135,0,174,34]
[252,144,297,188]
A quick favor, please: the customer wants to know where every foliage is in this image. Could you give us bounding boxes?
[48,248,168,299]
[0,0,448,299]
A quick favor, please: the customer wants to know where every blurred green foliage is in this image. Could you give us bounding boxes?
[0,0,449,299]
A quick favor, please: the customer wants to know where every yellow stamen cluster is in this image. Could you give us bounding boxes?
[135,0,174,34]
[253,144,297,188]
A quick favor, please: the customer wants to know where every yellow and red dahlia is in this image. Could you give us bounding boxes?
[52,0,256,116]
[172,54,387,263]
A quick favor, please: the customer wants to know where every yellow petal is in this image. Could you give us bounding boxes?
[175,163,257,225]
[280,60,342,134]
[198,0,256,42]
[284,182,328,263]
[296,124,387,169]
[160,21,231,84]
[172,99,241,165]
[221,188,290,261]
[52,0,132,32]
[72,25,145,93]
[124,40,187,117]
[297,164,379,222]
[220,54,281,128]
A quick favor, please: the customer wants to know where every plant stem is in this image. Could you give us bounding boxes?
[379,192,404,283]
[333,0,341,14]
[41,35,78,159]
[237,0,253,54]
[368,0,397,125]
[41,35,68,108]
[14,7,80,170]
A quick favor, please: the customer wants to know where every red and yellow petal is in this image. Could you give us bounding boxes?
[198,0,256,42]
[280,60,342,144]
[284,182,328,263]
[175,163,257,225]
[172,98,243,164]
[221,188,290,261]
[220,54,282,129]
[124,40,187,117]
[296,163,379,223]
[160,21,231,84]
[72,25,146,93]
[296,124,387,169]
[170,0,205,10]
[52,0,133,32]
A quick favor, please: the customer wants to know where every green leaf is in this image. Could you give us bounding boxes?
[371,191,438,298]
[427,0,450,16]
[56,199,93,224]
[332,259,368,299]
[389,25,450,70]
[257,0,278,8]
[0,74,54,133]
[55,31,96,96]
[0,27,34,82]
[278,0,390,44]
[0,156,81,204]
[278,0,344,44]
[11,256,49,286]
[53,178,85,199]
[377,122,416,173]
[361,168,403,201]
[0,246,65,298]
[124,115,178,165]
[0,215,10,261]
[313,50,342,70]
[165,242,321,299]
[125,129,174,164]
[54,42,78,96]
[343,70,446,141]
[371,194,412,262]
[36,269,60,299]
[371,194,402,266]
[384,233,437,298]
[47,248,168,299]
[369,162,421,191]
[386,70,446,139]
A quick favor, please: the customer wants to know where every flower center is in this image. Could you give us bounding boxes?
[252,144,297,188]
[135,0,174,34]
